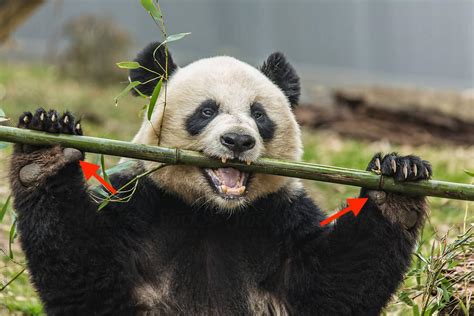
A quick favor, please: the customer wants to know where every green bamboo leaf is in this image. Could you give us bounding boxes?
[398,291,415,306]
[456,298,468,315]
[440,283,451,302]
[100,154,109,184]
[9,216,17,259]
[147,77,163,121]
[116,61,140,69]
[0,195,11,222]
[114,81,141,106]
[464,169,474,177]
[140,0,162,21]
[98,199,110,211]
[162,32,191,45]
[133,87,150,99]
[411,304,420,316]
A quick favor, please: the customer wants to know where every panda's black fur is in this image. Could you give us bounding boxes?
[9,42,431,315]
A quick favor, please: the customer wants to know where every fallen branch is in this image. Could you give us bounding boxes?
[0,125,473,201]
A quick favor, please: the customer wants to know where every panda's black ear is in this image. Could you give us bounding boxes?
[129,41,178,96]
[259,52,300,107]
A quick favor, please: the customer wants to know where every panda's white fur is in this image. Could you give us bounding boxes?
[130,56,303,210]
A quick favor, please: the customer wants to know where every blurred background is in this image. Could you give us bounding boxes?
[0,0,473,315]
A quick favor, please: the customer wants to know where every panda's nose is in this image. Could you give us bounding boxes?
[220,133,256,154]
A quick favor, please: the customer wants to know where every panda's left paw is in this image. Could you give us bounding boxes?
[367,152,432,182]
[364,153,431,231]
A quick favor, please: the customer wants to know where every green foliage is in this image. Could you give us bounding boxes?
[162,32,192,45]
[116,61,140,69]
[114,81,141,106]
[8,215,17,259]
[140,0,162,22]
[393,226,473,315]
[0,194,11,222]
[148,77,163,120]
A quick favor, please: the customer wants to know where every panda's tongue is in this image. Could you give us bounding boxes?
[217,168,240,187]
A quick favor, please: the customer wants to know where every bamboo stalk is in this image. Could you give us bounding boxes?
[0,125,473,201]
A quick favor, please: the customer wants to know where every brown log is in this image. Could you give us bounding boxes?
[0,0,45,43]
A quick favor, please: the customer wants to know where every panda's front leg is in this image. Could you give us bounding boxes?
[8,108,117,313]
[285,153,432,315]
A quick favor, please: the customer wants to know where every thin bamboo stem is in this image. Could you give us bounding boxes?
[0,125,473,201]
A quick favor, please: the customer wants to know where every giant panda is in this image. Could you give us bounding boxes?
[9,42,432,315]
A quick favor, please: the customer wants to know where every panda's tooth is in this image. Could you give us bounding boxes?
[246,160,251,166]
[238,186,246,195]
[64,116,69,124]
[221,185,228,194]
[413,164,418,177]
[221,157,227,164]
[75,123,81,130]
[40,113,45,121]
[51,114,56,122]
[23,116,29,123]
[402,164,408,179]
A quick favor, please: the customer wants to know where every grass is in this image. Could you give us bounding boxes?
[0,62,472,315]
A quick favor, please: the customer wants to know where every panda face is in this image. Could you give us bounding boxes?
[129,44,303,210]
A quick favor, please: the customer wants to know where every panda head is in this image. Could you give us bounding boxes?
[129,42,303,211]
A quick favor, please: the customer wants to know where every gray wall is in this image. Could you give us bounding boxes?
[5,0,474,90]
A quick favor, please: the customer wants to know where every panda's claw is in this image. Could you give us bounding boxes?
[367,153,432,182]
[375,157,381,171]
[402,163,408,179]
[391,159,397,173]
[15,109,82,135]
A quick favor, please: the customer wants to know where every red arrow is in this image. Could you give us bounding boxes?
[320,198,368,227]
[79,160,117,195]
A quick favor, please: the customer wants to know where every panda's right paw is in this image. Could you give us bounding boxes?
[12,108,84,187]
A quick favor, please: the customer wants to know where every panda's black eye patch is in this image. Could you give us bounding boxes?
[251,102,275,141]
[186,100,219,136]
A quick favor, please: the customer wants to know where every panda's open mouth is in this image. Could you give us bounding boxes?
[203,168,249,198]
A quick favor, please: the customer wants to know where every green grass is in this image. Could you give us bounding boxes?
[0,63,472,315]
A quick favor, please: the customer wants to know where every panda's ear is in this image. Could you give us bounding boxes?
[129,41,178,96]
[259,52,300,107]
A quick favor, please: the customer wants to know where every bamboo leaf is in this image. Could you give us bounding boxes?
[100,154,109,184]
[140,0,162,22]
[0,195,11,222]
[116,61,140,69]
[114,81,141,106]
[464,169,474,177]
[162,32,191,45]
[9,216,17,259]
[133,87,150,99]
[98,199,110,211]
[147,77,163,120]
[398,291,415,306]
